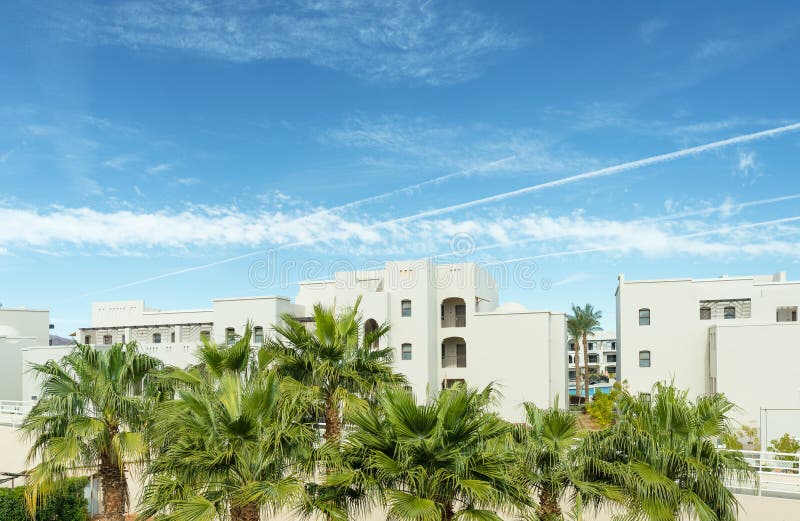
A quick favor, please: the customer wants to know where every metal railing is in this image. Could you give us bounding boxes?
[723,449,800,498]
[0,400,35,428]
[441,316,466,327]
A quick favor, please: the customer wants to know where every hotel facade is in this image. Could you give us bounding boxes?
[39,260,568,422]
[616,271,800,445]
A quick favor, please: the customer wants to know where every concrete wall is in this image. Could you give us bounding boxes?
[711,322,800,448]
[0,309,50,400]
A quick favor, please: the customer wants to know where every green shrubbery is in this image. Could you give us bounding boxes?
[0,477,88,521]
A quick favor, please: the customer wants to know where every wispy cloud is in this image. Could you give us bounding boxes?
[639,18,668,44]
[58,0,522,85]
[551,273,594,287]
[695,38,741,60]
[145,162,172,174]
[735,150,759,177]
[103,154,138,170]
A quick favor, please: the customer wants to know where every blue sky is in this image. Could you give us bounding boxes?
[1,1,800,334]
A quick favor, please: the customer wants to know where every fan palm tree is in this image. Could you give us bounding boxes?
[21,342,162,521]
[512,402,624,520]
[568,304,603,401]
[583,383,756,521]
[139,329,320,521]
[567,318,583,402]
[262,296,406,442]
[327,384,530,521]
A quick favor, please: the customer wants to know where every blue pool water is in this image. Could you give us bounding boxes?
[569,385,612,397]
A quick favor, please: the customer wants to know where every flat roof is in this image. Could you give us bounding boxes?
[212,295,292,302]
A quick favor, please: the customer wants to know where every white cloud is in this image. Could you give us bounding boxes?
[59,0,522,85]
[103,154,138,170]
[639,18,668,44]
[736,151,759,177]
[551,273,593,287]
[173,177,200,186]
[146,162,172,174]
[695,39,740,60]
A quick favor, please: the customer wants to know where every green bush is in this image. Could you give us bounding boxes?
[585,380,626,428]
[0,477,89,521]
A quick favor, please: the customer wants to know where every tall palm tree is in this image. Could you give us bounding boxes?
[568,304,603,402]
[567,318,583,402]
[513,402,624,520]
[583,383,756,521]
[140,329,319,521]
[21,342,162,521]
[328,384,530,521]
[262,296,406,442]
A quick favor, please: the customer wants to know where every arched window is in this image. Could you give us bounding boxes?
[401,299,412,317]
[401,343,412,360]
[364,319,379,348]
[225,327,236,346]
[253,326,264,344]
[638,350,651,367]
[638,308,651,326]
[153,333,162,344]
[102,335,113,345]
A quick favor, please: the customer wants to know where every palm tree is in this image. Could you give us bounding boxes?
[21,342,162,521]
[567,318,583,403]
[568,304,602,402]
[262,296,405,442]
[139,329,319,521]
[328,384,530,521]
[583,383,756,521]
[513,402,624,520]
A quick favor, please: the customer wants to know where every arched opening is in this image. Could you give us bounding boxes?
[440,297,467,327]
[364,319,380,348]
[441,337,466,368]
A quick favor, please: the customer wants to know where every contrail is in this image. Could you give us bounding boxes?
[86,122,800,294]
[388,121,800,224]
[481,214,800,266]
[429,192,800,260]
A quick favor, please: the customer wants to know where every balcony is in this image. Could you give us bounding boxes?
[441,297,467,328]
[441,337,467,368]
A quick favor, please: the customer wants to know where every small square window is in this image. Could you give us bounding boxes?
[700,307,711,320]
[724,306,735,320]
[153,333,162,344]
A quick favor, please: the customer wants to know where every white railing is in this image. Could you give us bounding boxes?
[723,449,800,497]
[0,400,35,428]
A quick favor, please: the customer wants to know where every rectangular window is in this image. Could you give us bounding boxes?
[102,335,113,345]
[401,300,412,317]
[568,370,576,380]
[638,350,651,367]
[170,331,176,343]
[639,308,651,326]
[588,354,598,364]
[700,307,711,320]
[588,342,595,350]
[226,328,236,345]
[724,306,735,320]
[401,343,412,360]
[84,335,91,344]
[607,354,616,363]
[254,327,264,344]
[568,342,575,352]
[153,333,162,344]
[777,306,798,322]
[442,378,465,389]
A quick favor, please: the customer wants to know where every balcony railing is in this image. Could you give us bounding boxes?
[722,449,800,497]
[0,400,35,428]
[441,316,466,328]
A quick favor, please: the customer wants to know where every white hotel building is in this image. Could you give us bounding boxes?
[568,330,617,383]
[617,271,800,445]
[39,260,568,421]
[0,307,51,401]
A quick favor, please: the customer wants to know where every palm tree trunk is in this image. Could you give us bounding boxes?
[538,485,562,520]
[231,502,260,521]
[99,456,127,521]
[442,500,455,521]
[324,395,341,442]
[582,334,590,403]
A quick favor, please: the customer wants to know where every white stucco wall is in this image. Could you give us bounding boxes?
[0,309,50,401]
[711,323,800,448]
